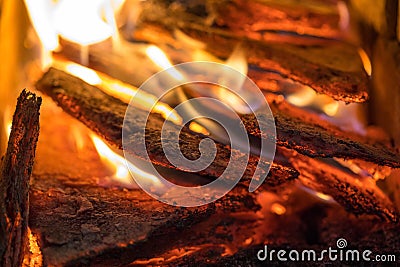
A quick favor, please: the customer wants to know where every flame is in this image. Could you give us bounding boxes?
[358,48,372,76]
[270,203,286,215]
[287,85,340,117]
[337,1,350,31]
[65,63,102,85]
[53,59,182,125]
[90,134,162,188]
[25,0,126,68]
[145,45,185,81]
[26,228,43,267]
[3,107,12,140]
[314,192,334,202]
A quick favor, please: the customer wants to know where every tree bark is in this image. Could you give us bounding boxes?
[0,90,41,267]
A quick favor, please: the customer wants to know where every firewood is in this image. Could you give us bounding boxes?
[247,94,400,168]
[0,90,42,267]
[166,206,400,266]
[54,39,159,88]
[130,2,369,103]
[35,67,299,187]
[134,0,343,41]
[280,148,399,222]
[29,108,263,266]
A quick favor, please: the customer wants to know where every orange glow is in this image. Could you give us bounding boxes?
[270,203,286,215]
[358,48,372,76]
[90,134,162,188]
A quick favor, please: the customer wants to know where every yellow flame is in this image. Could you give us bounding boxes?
[287,86,340,117]
[65,63,102,85]
[189,122,210,135]
[53,59,183,125]
[314,192,333,202]
[270,203,286,215]
[358,48,372,76]
[91,134,162,187]
[145,45,184,81]
[26,229,43,267]
[322,102,340,117]
[286,86,316,107]
[4,107,12,140]
[53,0,113,45]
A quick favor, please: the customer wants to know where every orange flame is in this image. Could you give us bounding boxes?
[90,134,162,188]
[358,48,372,76]
[53,59,183,125]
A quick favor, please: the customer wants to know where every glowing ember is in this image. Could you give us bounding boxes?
[91,134,162,188]
[358,48,372,76]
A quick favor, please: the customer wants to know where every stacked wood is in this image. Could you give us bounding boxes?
[35,68,299,187]
[245,94,400,168]
[28,106,263,266]
[127,0,369,103]
[36,68,400,170]
[0,90,41,267]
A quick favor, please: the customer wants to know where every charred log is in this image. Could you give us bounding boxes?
[129,1,369,103]
[257,95,400,168]
[280,148,399,222]
[35,68,298,187]
[0,90,41,267]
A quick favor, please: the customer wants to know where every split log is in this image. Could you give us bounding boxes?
[129,1,369,103]
[133,0,343,41]
[0,90,41,267]
[245,94,400,168]
[280,148,399,222]
[28,106,263,266]
[166,205,400,266]
[54,39,159,88]
[35,67,299,187]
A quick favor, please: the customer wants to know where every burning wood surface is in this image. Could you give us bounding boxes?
[0,90,41,267]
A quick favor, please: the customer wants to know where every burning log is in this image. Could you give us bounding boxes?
[0,90,41,267]
[243,94,400,168]
[28,108,263,266]
[129,2,369,103]
[134,0,343,41]
[281,148,399,222]
[35,67,298,187]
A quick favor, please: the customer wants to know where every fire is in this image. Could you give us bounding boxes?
[53,59,182,125]
[91,134,162,188]
[25,0,126,67]
[25,229,43,267]
[145,45,185,81]
[287,85,340,117]
[357,48,372,76]
[3,107,12,140]
[270,203,286,215]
